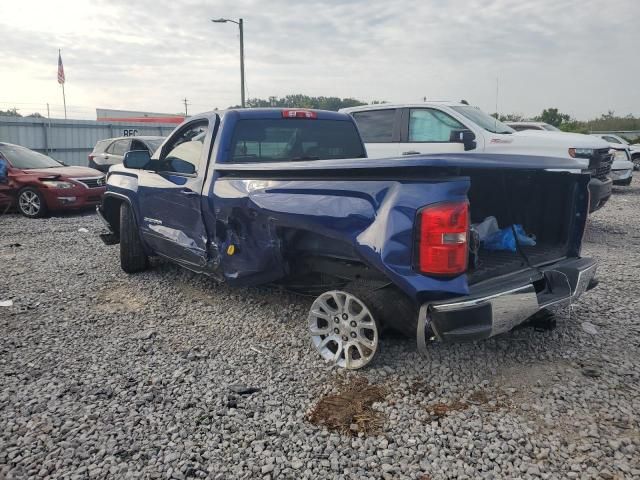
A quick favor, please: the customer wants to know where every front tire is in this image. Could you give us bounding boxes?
[17,187,47,218]
[119,203,149,273]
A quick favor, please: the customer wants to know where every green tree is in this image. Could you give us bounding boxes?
[232,94,384,111]
[535,108,571,127]
[0,108,21,117]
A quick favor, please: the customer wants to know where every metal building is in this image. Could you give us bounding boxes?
[0,116,177,167]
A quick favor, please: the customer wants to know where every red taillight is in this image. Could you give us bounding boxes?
[88,155,95,161]
[282,109,317,119]
[417,202,469,276]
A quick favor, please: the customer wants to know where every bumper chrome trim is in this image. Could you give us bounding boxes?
[416,259,597,355]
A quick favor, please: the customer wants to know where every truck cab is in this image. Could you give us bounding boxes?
[341,102,613,211]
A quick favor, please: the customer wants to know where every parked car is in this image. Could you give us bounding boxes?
[589,135,634,185]
[89,136,164,172]
[506,121,561,132]
[592,133,640,171]
[97,108,597,369]
[0,143,106,218]
[340,102,613,212]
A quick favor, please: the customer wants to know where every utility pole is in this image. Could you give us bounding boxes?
[183,98,189,116]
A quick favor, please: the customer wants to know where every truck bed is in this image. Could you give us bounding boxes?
[468,243,567,284]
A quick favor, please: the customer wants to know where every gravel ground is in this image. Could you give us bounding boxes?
[1,179,639,480]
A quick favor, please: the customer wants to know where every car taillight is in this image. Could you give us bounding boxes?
[88,154,95,161]
[282,109,317,119]
[416,202,469,276]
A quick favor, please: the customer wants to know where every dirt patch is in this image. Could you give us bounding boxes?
[307,377,388,436]
[427,400,469,419]
[96,285,145,313]
[409,380,433,396]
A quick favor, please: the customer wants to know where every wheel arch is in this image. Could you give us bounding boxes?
[101,192,137,234]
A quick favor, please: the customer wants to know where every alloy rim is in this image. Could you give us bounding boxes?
[308,290,378,369]
[19,191,41,216]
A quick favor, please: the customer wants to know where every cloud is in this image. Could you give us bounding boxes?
[1,0,638,119]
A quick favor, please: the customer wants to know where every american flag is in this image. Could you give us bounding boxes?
[57,51,65,85]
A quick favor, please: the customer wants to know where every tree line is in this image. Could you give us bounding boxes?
[493,108,640,141]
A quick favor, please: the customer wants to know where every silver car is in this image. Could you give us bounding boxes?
[89,136,164,172]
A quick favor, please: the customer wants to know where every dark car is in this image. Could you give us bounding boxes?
[89,136,164,172]
[0,143,106,218]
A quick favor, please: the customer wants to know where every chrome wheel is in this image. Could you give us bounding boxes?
[308,290,379,369]
[18,190,41,217]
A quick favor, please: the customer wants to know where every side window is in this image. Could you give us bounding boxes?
[158,121,208,174]
[107,139,130,155]
[130,140,147,151]
[603,136,621,144]
[352,109,396,143]
[408,109,465,142]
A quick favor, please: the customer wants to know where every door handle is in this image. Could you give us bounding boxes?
[180,188,199,196]
[402,150,421,155]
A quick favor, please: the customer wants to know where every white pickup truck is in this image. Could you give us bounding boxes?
[341,102,613,211]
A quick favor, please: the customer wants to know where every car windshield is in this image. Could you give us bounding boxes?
[542,124,561,132]
[0,144,62,169]
[146,139,164,153]
[450,106,515,134]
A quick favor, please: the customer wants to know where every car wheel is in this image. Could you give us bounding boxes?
[308,287,382,369]
[17,187,48,218]
[119,202,149,273]
[633,156,640,171]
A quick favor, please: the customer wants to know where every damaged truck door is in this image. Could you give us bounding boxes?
[131,118,215,269]
[98,108,598,370]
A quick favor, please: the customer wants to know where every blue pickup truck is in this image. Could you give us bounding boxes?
[98,108,597,369]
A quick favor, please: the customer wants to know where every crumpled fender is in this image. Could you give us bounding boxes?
[211,177,470,299]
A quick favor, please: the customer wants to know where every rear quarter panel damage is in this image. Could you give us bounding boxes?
[209,176,471,298]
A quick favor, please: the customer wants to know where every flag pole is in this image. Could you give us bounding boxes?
[59,49,67,119]
[62,82,67,120]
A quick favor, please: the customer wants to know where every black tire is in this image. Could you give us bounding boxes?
[632,156,640,171]
[17,187,48,218]
[119,202,149,273]
[344,282,418,338]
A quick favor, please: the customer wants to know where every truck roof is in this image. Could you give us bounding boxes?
[193,108,355,122]
[340,102,467,113]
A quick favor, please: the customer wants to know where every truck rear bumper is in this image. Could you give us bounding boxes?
[417,257,597,349]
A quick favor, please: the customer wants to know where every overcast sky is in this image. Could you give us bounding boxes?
[1,0,638,120]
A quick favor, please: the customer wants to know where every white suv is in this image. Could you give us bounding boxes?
[89,136,164,172]
[341,102,613,211]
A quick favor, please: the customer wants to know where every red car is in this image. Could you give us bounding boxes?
[0,142,106,218]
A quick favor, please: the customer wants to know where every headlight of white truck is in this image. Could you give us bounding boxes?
[610,149,629,161]
[568,148,593,158]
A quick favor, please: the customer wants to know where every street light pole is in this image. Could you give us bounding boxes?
[239,18,245,108]
[212,17,246,108]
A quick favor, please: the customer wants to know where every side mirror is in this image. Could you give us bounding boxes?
[450,129,477,151]
[123,150,152,169]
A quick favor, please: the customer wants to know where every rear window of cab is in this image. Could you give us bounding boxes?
[227,119,366,163]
